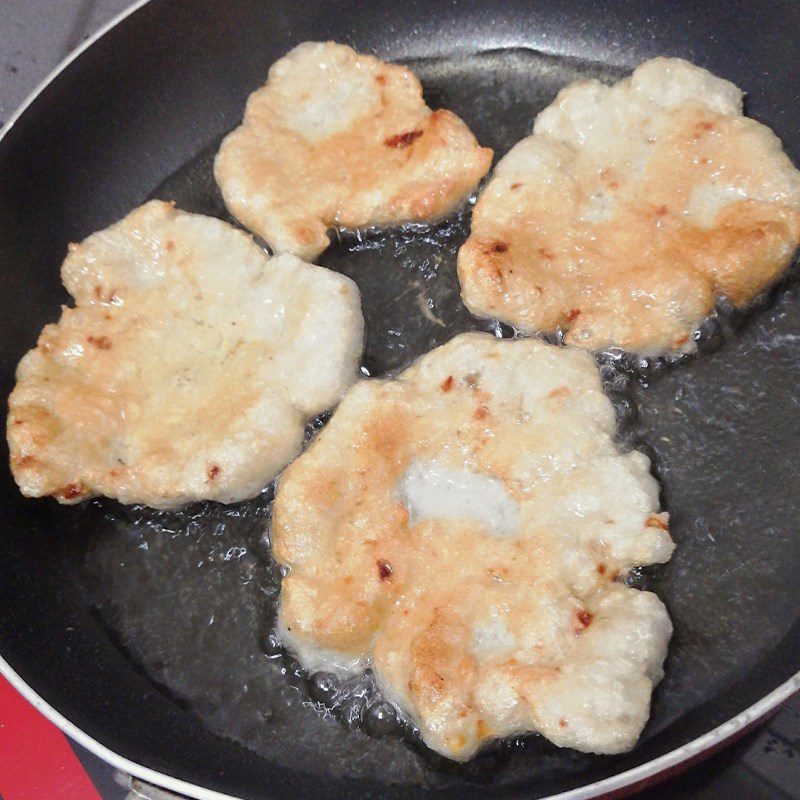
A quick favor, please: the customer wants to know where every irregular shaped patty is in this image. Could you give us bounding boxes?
[458,57,800,353]
[215,41,492,260]
[7,201,363,509]
[273,333,674,760]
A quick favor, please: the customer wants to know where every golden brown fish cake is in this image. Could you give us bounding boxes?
[7,201,363,509]
[458,58,800,353]
[273,333,674,760]
[214,41,492,260]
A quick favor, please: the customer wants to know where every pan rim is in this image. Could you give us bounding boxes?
[0,0,151,141]
[1,1,799,798]
[3,650,798,800]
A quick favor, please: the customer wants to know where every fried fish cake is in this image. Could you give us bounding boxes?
[458,58,800,353]
[7,201,363,509]
[215,41,492,260]
[272,333,674,760]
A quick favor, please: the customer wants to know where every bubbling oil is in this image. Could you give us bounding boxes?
[79,47,800,788]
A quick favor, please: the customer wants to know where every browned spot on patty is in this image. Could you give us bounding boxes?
[599,168,619,190]
[473,404,489,420]
[384,130,423,148]
[576,609,594,630]
[86,335,112,350]
[207,463,221,481]
[441,375,454,392]
[92,285,120,304]
[377,559,394,581]
[58,482,85,500]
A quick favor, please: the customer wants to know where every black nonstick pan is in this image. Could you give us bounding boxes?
[2,1,800,798]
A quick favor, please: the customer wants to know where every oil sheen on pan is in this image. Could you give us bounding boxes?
[9,45,800,796]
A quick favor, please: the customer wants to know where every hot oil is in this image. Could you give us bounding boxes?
[79,47,800,789]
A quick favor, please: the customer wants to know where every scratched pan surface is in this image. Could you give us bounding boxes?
[1,1,800,799]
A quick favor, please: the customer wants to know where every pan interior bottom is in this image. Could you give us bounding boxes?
[73,47,800,793]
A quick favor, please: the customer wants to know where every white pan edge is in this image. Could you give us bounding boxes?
[3,650,798,800]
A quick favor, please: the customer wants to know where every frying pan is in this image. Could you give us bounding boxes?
[2,1,800,798]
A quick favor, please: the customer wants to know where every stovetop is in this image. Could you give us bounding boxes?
[0,1,798,799]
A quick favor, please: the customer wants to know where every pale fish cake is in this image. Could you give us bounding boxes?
[214,41,493,260]
[7,200,363,509]
[458,57,800,353]
[272,333,674,760]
